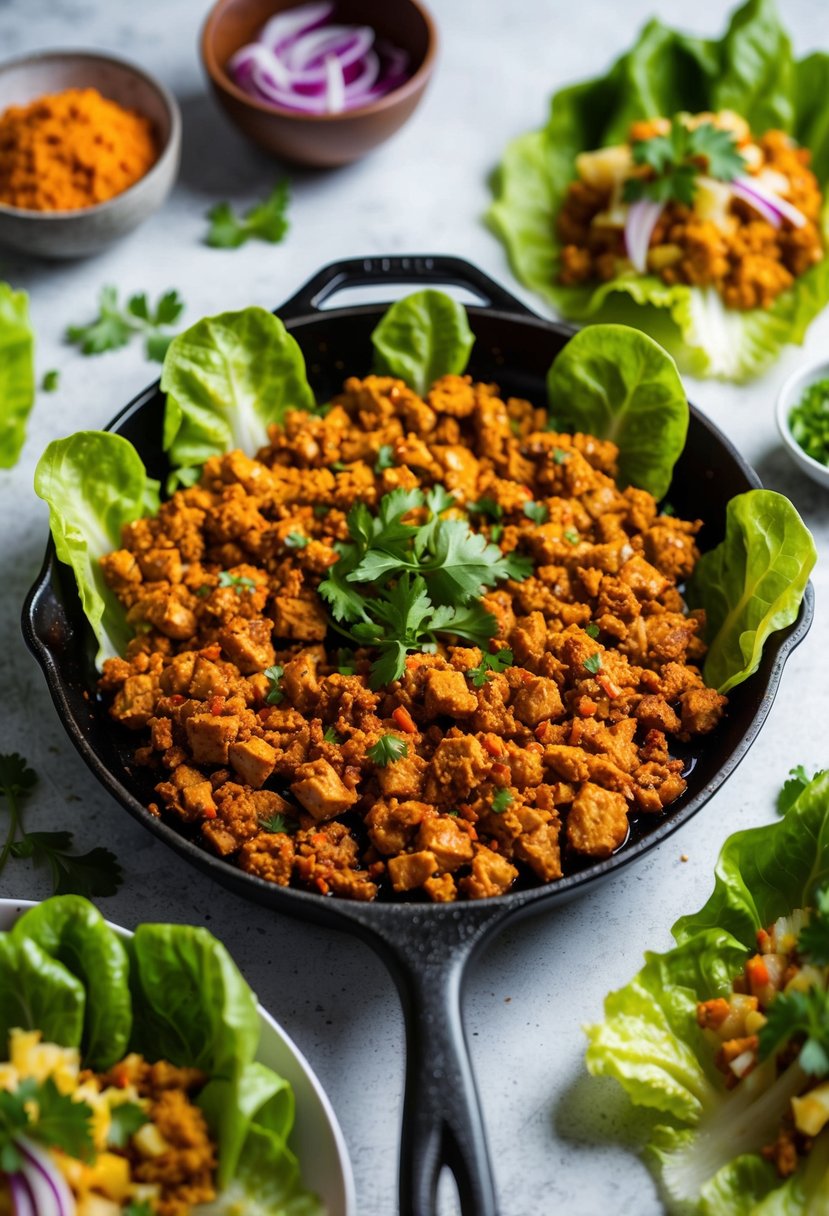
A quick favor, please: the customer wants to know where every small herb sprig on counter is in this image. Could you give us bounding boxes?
[66,286,185,362]
[206,181,290,249]
[624,117,746,206]
[0,753,122,897]
[318,485,532,689]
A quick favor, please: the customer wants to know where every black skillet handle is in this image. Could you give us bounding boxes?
[277,254,536,320]
[341,900,512,1216]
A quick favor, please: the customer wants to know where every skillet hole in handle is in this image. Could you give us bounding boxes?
[276,253,537,320]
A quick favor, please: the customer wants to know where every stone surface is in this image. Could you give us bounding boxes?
[1,1,828,1213]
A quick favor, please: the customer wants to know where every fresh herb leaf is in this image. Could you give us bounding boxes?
[492,788,514,814]
[313,504,330,519]
[11,832,122,897]
[323,727,343,745]
[624,118,746,207]
[466,648,514,687]
[375,444,395,472]
[218,570,257,595]
[124,1205,155,1216]
[759,986,829,1075]
[552,447,569,464]
[368,735,409,767]
[67,287,183,362]
[206,181,290,249]
[585,622,600,639]
[196,584,212,598]
[777,765,815,816]
[264,665,284,705]
[564,528,580,544]
[661,502,676,517]
[336,648,356,675]
[467,497,503,521]
[285,531,309,550]
[583,653,603,674]
[523,500,549,525]
[41,369,60,392]
[798,887,829,965]
[0,1076,96,1162]
[107,1101,149,1148]
[259,812,297,835]
[490,524,504,543]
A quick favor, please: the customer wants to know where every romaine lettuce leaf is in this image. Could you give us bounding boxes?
[586,771,829,1214]
[371,289,475,396]
[161,307,315,487]
[0,283,35,468]
[487,0,829,380]
[546,323,688,499]
[33,431,160,667]
[11,896,132,1069]
[686,490,816,694]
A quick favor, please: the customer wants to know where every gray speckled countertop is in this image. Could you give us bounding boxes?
[1,1,828,1212]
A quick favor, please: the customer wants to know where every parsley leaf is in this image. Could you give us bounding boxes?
[583,653,603,675]
[491,788,514,814]
[375,444,395,472]
[259,812,297,835]
[41,369,60,392]
[264,665,285,705]
[11,832,122,897]
[777,765,816,816]
[798,888,829,966]
[218,571,257,595]
[107,1101,149,1148]
[0,1077,96,1163]
[206,181,290,249]
[624,117,746,207]
[759,986,829,1076]
[323,727,343,744]
[285,531,309,550]
[523,500,549,525]
[368,735,408,767]
[466,648,514,687]
[67,286,184,362]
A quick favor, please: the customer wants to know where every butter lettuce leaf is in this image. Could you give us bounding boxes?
[161,307,315,487]
[546,323,688,498]
[686,490,816,694]
[34,431,160,667]
[0,934,85,1054]
[585,771,829,1214]
[0,283,35,468]
[371,289,475,396]
[488,0,829,380]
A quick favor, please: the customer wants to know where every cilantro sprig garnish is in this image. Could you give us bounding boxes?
[206,181,290,249]
[317,485,532,689]
[0,1077,96,1171]
[107,1102,149,1149]
[466,648,514,688]
[757,886,829,1072]
[264,666,285,705]
[368,735,409,767]
[259,812,298,836]
[219,571,257,595]
[624,117,746,207]
[66,286,184,363]
[0,753,122,897]
[491,788,514,814]
[583,653,603,674]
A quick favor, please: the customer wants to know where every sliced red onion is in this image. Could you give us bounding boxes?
[16,1138,74,1216]
[624,199,664,274]
[228,0,411,115]
[9,1174,37,1216]
[732,175,807,228]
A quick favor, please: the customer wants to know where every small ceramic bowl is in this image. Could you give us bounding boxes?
[0,50,181,259]
[776,357,829,491]
[201,0,437,167]
[0,899,357,1216]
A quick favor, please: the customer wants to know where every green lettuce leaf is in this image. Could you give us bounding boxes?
[371,290,475,396]
[546,323,688,498]
[161,307,315,487]
[0,934,85,1053]
[586,771,829,1214]
[487,0,829,380]
[34,431,160,667]
[686,489,816,694]
[0,283,35,468]
[11,896,132,1069]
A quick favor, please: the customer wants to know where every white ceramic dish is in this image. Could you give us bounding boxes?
[776,357,829,491]
[0,899,356,1216]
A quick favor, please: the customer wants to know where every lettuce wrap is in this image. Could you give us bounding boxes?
[586,770,829,1214]
[488,0,829,381]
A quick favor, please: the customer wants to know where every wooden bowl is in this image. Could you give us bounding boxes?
[201,0,437,167]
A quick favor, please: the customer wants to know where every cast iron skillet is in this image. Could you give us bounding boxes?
[23,255,814,1216]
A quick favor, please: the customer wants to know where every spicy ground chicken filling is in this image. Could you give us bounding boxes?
[558,110,824,310]
[99,372,726,903]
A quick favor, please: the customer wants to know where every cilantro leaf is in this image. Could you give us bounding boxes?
[552,447,570,465]
[375,444,395,472]
[759,987,829,1076]
[467,497,503,522]
[583,653,603,674]
[624,117,746,207]
[285,531,309,550]
[67,286,183,361]
[259,812,297,835]
[429,600,498,647]
[798,888,829,966]
[368,735,409,767]
[12,832,123,897]
[41,369,60,392]
[264,665,285,705]
[466,648,514,687]
[125,1204,155,1216]
[318,547,368,624]
[777,765,815,816]
[218,571,256,595]
[564,528,580,545]
[206,181,291,249]
[323,727,343,744]
[490,524,504,543]
[492,788,514,814]
[368,641,408,689]
[107,1101,149,1148]
[523,500,549,525]
[0,753,36,796]
[20,1076,96,1159]
[585,622,600,639]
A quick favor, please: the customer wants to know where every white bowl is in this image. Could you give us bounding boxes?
[0,900,356,1216]
[776,358,829,491]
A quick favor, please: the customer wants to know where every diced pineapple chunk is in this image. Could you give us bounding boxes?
[793,1082,829,1136]
[86,1152,132,1202]
[133,1121,170,1158]
[77,1196,121,1216]
[9,1028,80,1092]
[694,177,735,232]
[575,145,633,190]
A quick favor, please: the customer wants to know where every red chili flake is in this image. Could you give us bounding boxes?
[534,722,551,742]
[482,734,504,757]
[314,876,330,895]
[597,673,621,700]
[525,741,543,755]
[392,706,417,734]
[170,694,185,706]
[202,805,217,820]
[490,762,511,784]
[209,695,225,716]
[577,696,598,717]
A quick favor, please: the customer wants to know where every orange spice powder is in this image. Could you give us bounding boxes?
[0,87,158,212]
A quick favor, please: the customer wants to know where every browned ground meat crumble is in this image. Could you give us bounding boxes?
[99,372,727,902]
